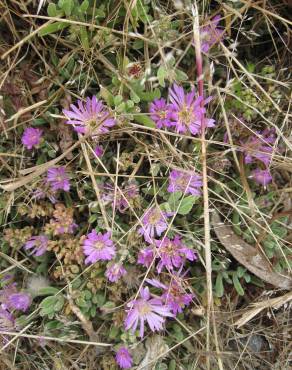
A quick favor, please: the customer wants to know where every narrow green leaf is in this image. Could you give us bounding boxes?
[79,0,89,12]
[134,114,155,128]
[37,287,60,297]
[215,273,224,297]
[88,214,98,224]
[232,273,244,296]
[39,22,69,37]
[236,266,246,278]
[169,359,176,370]
[80,26,89,50]
[47,3,57,17]
[62,0,73,16]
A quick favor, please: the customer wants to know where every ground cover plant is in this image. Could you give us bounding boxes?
[0,0,291,369]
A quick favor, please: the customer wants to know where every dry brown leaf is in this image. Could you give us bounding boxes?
[212,211,292,290]
[234,291,292,327]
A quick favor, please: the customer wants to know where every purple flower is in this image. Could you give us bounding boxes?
[0,283,17,307]
[147,277,194,315]
[125,287,173,338]
[0,281,31,312]
[47,167,70,192]
[242,129,276,167]
[155,236,197,273]
[168,169,202,196]
[0,306,15,330]
[32,186,57,204]
[6,293,31,312]
[149,98,175,128]
[115,347,133,369]
[138,206,171,243]
[168,84,215,135]
[137,248,155,268]
[94,145,103,157]
[21,127,42,150]
[250,168,272,187]
[101,182,139,213]
[200,15,224,53]
[63,96,116,136]
[24,235,48,257]
[83,230,116,264]
[105,263,127,283]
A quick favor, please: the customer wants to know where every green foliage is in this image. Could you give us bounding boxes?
[1,0,291,367]
[213,260,251,298]
[156,57,189,87]
[43,0,106,46]
[162,192,199,215]
[40,295,65,319]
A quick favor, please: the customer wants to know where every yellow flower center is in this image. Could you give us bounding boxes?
[159,111,167,119]
[161,242,176,256]
[138,302,151,315]
[149,209,162,224]
[94,241,104,250]
[178,106,194,126]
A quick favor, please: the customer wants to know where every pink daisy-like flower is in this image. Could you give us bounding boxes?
[24,235,49,257]
[105,263,127,283]
[0,306,15,330]
[115,347,133,369]
[200,15,224,53]
[250,168,272,187]
[149,98,175,128]
[138,206,172,243]
[147,276,194,315]
[137,248,155,268]
[83,230,116,264]
[47,167,70,192]
[168,84,215,135]
[63,96,116,136]
[168,169,202,196]
[125,287,173,338]
[242,129,276,167]
[155,236,197,273]
[21,127,43,150]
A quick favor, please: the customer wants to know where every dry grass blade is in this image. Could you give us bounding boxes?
[234,291,292,327]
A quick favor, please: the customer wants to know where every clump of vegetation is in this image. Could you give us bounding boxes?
[0,0,291,369]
